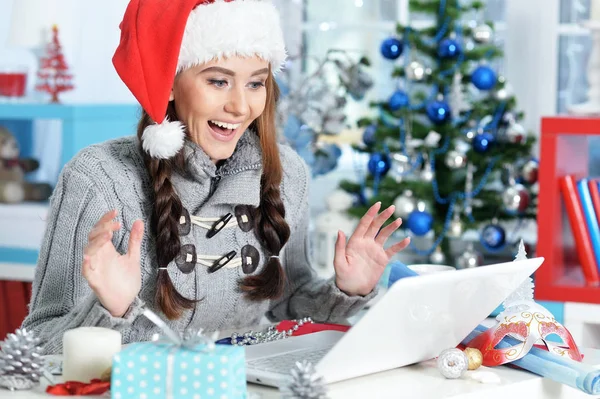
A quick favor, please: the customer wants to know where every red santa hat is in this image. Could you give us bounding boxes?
[113,0,287,159]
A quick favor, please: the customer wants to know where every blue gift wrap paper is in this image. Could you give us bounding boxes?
[111,342,247,399]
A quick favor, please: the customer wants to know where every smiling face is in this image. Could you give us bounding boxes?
[170,56,269,163]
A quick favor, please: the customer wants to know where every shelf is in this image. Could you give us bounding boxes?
[0,103,141,169]
[0,202,48,251]
[536,268,600,304]
[0,263,35,282]
[0,103,140,120]
[535,116,600,304]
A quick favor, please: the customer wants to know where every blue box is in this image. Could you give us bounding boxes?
[111,342,247,399]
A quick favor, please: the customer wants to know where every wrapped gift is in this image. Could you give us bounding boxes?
[111,309,247,399]
[111,342,246,399]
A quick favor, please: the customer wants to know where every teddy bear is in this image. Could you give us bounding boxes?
[0,125,52,203]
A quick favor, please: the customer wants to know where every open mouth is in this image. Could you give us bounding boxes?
[208,120,236,136]
[207,120,244,143]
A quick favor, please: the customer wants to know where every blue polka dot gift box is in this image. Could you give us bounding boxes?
[110,342,246,399]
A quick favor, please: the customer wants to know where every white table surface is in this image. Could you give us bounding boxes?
[3,348,598,399]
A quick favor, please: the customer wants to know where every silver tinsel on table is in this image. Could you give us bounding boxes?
[0,329,43,391]
[280,360,329,399]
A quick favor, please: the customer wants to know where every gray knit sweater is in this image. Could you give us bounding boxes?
[22,131,375,354]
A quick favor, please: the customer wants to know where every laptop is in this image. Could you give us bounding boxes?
[245,256,544,387]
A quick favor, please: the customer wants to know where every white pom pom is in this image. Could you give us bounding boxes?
[141,118,185,159]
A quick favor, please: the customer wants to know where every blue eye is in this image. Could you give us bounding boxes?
[249,82,265,90]
[208,79,227,88]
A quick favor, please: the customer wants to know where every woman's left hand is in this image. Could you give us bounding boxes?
[334,202,410,296]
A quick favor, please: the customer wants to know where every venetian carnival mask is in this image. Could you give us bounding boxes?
[466,300,582,366]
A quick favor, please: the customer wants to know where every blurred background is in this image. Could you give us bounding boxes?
[1,0,600,347]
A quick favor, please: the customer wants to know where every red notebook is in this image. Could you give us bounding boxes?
[560,175,600,285]
[276,320,351,336]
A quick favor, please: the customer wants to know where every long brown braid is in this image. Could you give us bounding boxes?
[240,70,290,299]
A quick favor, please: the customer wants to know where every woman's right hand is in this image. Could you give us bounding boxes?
[82,210,144,318]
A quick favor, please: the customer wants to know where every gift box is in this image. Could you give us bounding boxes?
[110,342,246,399]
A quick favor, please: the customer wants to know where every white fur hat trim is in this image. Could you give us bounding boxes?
[141,118,186,159]
[178,0,287,74]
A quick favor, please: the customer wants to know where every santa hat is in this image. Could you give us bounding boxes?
[112,0,287,159]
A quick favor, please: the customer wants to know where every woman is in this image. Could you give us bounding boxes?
[22,0,410,354]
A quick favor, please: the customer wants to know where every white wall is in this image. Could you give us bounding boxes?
[0,0,135,103]
[0,0,301,105]
[505,0,558,156]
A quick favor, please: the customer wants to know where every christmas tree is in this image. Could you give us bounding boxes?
[339,0,538,265]
[36,25,74,103]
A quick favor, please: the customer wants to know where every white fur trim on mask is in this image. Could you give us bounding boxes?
[142,118,185,159]
[178,0,287,74]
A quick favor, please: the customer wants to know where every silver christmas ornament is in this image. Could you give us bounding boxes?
[336,60,374,101]
[447,213,464,238]
[502,112,516,124]
[500,163,516,186]
[445,150,467,169]
[424,131,442,147]
[502,183,530,213]
[0,329,43,391]
[473,23,493,44]
[505,122,526,144]
[405,60,431,81]
[464,130,476,142]
[456,243,483,269]
[449,72,471,115]
[416,200,429,213]
[280,360,329,399]
[391,153,412,183]
[494,83,513,101]
[437,348,469,379]
[393,190,417,219]
[521,159,539,185]
[421,162,434,182]
[430,246,447,265]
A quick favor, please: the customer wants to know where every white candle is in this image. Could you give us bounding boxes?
[592,0,600,22]
[62,327,122,382]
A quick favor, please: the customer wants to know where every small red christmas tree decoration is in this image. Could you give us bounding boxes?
[35,25,75,103]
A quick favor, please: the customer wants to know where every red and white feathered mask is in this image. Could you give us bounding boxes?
[467,300,582,366]
[113,0,287,159]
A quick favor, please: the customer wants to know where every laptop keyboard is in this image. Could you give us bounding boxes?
[247,347,331,374]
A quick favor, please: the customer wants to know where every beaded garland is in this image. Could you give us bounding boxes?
[229,317,314,346]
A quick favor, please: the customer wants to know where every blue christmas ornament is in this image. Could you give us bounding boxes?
[438,38,462,59]
[473,131,495,153]
[471,65,497,90]
[362,124,377,146]
[368,153,391,177]
[380,37,404,60]
[426,99,452,124]
[389,90,410,111]
[481,224,506,249]
[407,210,433,236]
